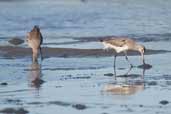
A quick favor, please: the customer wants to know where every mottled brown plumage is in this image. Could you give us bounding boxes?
[26,26,43,63]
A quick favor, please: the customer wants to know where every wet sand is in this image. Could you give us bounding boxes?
[0,45,170,58]
[0,0,171,114]
[0,41,171,114]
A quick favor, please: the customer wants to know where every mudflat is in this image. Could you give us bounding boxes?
[0,0,171,114]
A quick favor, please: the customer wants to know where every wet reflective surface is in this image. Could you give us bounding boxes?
[0,0,171,114]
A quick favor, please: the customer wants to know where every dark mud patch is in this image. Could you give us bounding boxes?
[137,64,152,70]
[70,76,91,80]
[104,73,114,77]
[48,101,71,107]
[139,104,144,107]
[27,101,42,105]
[0,46,170,58]
[117,74,142,78]
[118,68,126,70]
[72,104,87,110]
[0,82,8,86]
[4,99,22,105]
[0,107,28,114]
[55,85,63,88]
[163,74,171,80]
[27,101,71,107]
[28,101,88,110]
[101,113,109,114]
[8,38,24,46]
[147,81,158,86]
[159,100,169,105]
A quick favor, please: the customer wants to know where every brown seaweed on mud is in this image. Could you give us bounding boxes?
[0,46,170,58]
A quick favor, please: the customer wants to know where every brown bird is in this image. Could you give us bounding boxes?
[100,37,146,68]
[26,25,43,63]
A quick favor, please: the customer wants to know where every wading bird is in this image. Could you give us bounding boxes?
[100,37,146,68]
[26,25,43,63]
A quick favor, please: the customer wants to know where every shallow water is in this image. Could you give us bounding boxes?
[0,0,171,47]
[0,51,171,114]
[0,0,171,114]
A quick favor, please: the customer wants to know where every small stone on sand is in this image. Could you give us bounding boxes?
[8,38,24,45]
[0,82,8,86]
[159,100,169,105]
[137,63,152,69]
[104,73,114,77]
[72,104,87,110]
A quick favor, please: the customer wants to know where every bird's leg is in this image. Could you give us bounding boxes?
[113,54,117,68]
[32,49,38,63]
[124,51,133,68]
[39,47,43,61]
[142,67,145,80]
[113,54,117,79]
[141,52,145,65]
[123,65,132,76]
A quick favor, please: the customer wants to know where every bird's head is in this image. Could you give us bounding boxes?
[26,25,40,43]
[33,25,40,32]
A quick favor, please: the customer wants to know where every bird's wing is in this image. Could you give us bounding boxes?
[106,39,127,47]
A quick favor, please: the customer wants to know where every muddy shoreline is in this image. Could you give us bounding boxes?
[0,45,170,58]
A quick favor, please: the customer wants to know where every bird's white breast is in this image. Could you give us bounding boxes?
[102,42,128,53]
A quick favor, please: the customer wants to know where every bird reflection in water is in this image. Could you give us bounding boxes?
[28,63,44,90]
[103,67,146,95]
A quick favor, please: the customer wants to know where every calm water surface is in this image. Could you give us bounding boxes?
[0,0,171,47]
